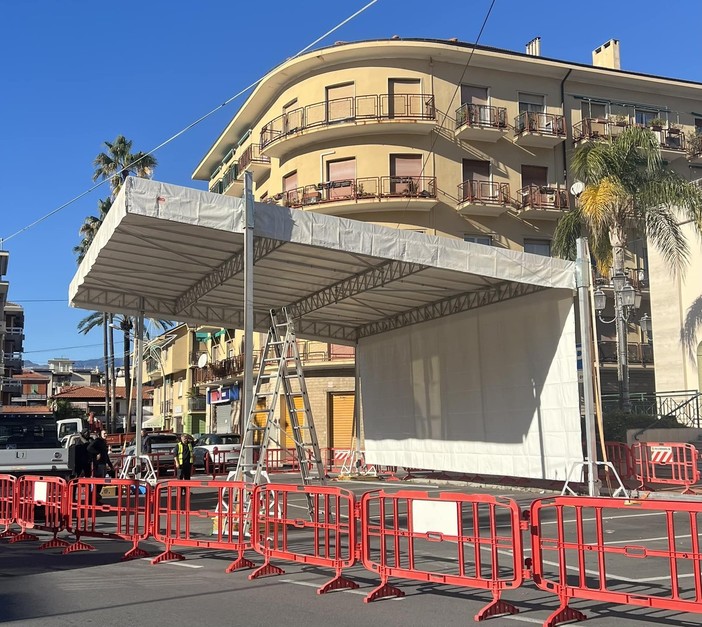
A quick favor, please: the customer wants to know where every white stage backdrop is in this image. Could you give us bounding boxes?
[359,289,582,480]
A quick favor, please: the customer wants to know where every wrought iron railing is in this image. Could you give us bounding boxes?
[598,340,654,365]
[518,184,569,210]
[237,143,270,171]
[457,180,510,204]
[514,111,565,136]
[455,103,507,129]
[281,176,436,208]
[657,390,702,428]
[260,93,436,149]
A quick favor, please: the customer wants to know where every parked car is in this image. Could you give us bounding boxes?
[124,433,180,470]
[193,433,241,469]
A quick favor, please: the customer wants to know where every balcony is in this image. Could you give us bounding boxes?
[188,396,206,412]
[598,341,654,366]
[514,112,566,148]
[456,181,511,217]
[517,185,569,220]
[260,93,436,158]
[454,104,508,143]
[276,175,438,216]
[194,354,245,385]
[237,143,270,182]
[1,379,21,394]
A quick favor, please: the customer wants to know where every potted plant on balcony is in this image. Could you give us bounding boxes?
[668,122,682,135]
[686,132,702,159]
[648,117,665,132]
[612,114,628,127]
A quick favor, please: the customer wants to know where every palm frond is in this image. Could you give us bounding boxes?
[552,207,583,260]
[644,205,689,275]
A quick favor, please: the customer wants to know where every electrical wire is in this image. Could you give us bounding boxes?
[1,0,380,244]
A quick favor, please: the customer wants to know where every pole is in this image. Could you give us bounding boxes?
[576,238,599,497]
[134,303,145,476]
[242,171,254,467]
[615,287,631,413]
[353,341,361,458]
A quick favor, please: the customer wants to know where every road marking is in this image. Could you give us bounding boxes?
[539,511,664,525]
[139,557,203,569]
[279,578,404,600]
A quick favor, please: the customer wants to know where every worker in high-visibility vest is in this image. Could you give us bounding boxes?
[174,433,194,481]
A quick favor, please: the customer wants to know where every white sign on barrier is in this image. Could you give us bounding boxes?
[33,481,48,503]
[411,499,458,537]
[650,446,673,464]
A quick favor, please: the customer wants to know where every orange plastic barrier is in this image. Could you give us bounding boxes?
[530,495,702,625]
[360,490,525,620]
[599,441,634,481]
[0,474,16,538]
[204,448,239,479]
[63,477,151,560]
[250,484,358,593]
[150,479,255,572]
[632,441,699,493]
[11,475,70,549]
[264,447,299,472]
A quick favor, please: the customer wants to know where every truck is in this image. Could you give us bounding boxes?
[0,413,76,478]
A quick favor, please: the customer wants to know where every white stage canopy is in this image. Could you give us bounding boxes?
[69,177,582,479]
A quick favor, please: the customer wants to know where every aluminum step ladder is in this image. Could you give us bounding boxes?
[232,308,326,531]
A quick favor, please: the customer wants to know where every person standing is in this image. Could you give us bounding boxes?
[88,430,115,479]
[174,433,194,480]
[71,429,93,478]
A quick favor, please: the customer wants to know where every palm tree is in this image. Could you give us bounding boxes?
[553,126,702,411]
[92,135,158,199]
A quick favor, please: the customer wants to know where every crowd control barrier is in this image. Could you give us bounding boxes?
[250,484,358,593]
[600,441,634,481]
[63,477,152,560]
[11,475,69,549]
[204,448,239,479]
[150,478,255,572]
[361,490,526,620]
[0,474,16,538]
[530,495,702,625]
[632,441,699,493]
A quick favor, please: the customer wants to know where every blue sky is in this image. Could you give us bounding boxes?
[2,0,701,363]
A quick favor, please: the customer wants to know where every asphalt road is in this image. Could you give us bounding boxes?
[2,476,702,626]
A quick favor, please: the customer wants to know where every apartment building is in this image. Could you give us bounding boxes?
[191,36,702,421]
[0,251,27,408]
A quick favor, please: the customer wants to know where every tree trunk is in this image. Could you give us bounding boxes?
[102,313,111,432]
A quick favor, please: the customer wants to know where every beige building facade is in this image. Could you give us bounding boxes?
[190,37,702,416]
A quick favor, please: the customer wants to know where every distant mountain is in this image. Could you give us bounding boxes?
[22,357,124,371]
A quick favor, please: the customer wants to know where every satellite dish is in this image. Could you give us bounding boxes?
[570,181,585,196]
[197,353,209,368]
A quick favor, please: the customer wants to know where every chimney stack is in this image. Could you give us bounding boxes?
[525,37,541,57]
[592,39,620,70]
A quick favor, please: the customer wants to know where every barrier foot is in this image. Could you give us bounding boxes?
[475,592,519,621]
[39,536,70,550]
[249,560,285,580]
[225,555,255,573]
[317,573,359,594]
[9,531,38,543]
[122,544,150,561]
[63,540,95,554]
[544,601,587,627]
[151,549,185,564]
[0,529,16,539]
[364,580,405,603]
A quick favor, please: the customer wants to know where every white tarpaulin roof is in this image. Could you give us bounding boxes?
[69,177,575,342]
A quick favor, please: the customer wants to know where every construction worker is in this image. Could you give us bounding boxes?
[174,433,194,481]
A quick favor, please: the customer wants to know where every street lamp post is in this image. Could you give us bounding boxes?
[593,271,642,413]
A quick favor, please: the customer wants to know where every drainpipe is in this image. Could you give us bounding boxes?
[560,69,572,191]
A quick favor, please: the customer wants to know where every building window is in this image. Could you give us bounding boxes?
[580,101,606,120]
[388,78,421,117]
[326,82,354,122]
[464,234,493,246]
[635,109,658,127]
[462,159,490,201]
[518,93,544,114]
[524,238,551,257]
[695,118,702,135]
[389,154,422,194]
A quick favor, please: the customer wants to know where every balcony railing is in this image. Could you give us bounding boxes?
[455,103,507,129]
[260,93,436,149]
[237,143,270,172]
[515,111,566,137]
[518,185,569,210]
[221,162,238,192]
[573,118,687,154]
[457,180,510,205]
[594,267,648,292]
[280,176,436,208]
[188,397,206,412]
[598,340,654,365]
